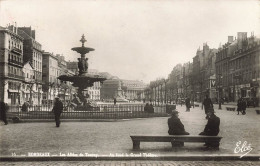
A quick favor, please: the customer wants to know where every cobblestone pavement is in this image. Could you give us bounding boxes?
[0,104,259,157]
[1,160,260,166]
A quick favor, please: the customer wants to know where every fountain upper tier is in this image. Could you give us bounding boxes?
[71,34,95,55]
[71,46,95,55]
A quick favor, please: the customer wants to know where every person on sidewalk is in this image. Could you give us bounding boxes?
[185,97,191,112]
[0,101,8,125]
[237,97,243,115]
[202,95,213,119]
[168,110,190,135]
[149,103,154,113]
[52,97,63,127]
[199,107,220,148]
[21,101,30,112]
[144,103,149,113]
[241,98,247,115]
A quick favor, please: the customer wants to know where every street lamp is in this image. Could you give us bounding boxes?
[218,74,223,110]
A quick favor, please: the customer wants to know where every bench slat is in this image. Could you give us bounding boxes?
[130,135,222,142]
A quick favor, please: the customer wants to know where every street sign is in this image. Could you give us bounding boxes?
[210,80,216,88]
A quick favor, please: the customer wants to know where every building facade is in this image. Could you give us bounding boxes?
[0,25,24,105]
[121,80,147,101]
[216,32,260,104]
[18,26,43,105]
[42,52,60,105]
[192,43,217,102]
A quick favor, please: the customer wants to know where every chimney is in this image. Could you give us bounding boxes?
[228,36,233,43]
[15,22,17,34]
[237,32,247,49]
[32,30,35,39]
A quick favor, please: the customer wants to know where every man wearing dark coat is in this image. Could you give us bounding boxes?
[144,103,149,113]
[241,98,247,115]
[0,101,8,125]
[203,95,213,119]
[53,97,63,127]
[237,97,243,115]
[168,110,189,135]
[185,97,191,112]
[199,107,220,148]
[149,103,154,113]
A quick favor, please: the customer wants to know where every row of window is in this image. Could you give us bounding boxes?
[216,54,259,76]
[33,51,42,61]
[8,53,22,64]
[8,40,22,50]
[230,54,259,70]
[32,59,42,72]
[33,41,41,50]
[8,66,23,77]
[88,91,100,95]
[218,70,260,86]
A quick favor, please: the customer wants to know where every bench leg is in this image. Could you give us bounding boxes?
[133,141,140,150]
[171,142,184,147]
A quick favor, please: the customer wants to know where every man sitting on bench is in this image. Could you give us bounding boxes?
[199,107,220,148]
[168,110,189,146]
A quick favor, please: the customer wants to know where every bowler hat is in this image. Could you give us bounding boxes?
[171,110,179,115]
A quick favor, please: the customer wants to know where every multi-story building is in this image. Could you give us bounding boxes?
[18,26,43,105]
[182,62,193,98]
[42,52,60,105]
[22,61,41,105]
[168,64,182,102]
[100,79,121,101]
[216,32,260,103]
[67,61,78,75]
[121,80,147,101]
[0,25,24,105]
[215,36,237,102]
[86,69,101,101]
[192,43,217,102]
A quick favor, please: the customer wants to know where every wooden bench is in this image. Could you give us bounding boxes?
[226,107,236,111]
[130,135,222,150]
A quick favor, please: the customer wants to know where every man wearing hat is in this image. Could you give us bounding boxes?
[199,107,220,148]
[52,97,64,127]
[168,110,189,135]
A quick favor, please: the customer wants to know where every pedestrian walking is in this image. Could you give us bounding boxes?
[185,97,191,112]
[237,97,243,115]
[202,95,213,119]
[114,98,117,105]
[241,98,247,115]
[52,97,63,127]
[199,107,220,148]
[0,101,8,125]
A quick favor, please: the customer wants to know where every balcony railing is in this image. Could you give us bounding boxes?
[8,59,23,66]
[11,47,23,54]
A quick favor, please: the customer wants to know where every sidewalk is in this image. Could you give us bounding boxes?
[0,105,259,161]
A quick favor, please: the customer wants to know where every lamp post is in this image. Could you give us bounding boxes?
[218,74,223,110]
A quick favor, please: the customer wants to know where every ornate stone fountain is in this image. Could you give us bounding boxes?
[58,35,106,106]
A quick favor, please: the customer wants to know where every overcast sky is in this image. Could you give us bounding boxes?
[1,0,259,83]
